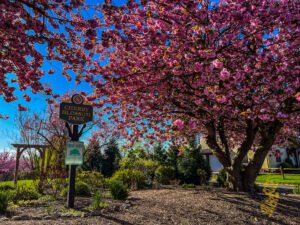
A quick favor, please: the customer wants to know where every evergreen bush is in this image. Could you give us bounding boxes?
[13,187,40,202]
[61,181,91,197]
[154,166,176,185]
[91,191,108,210]
[75,181,91,196]
[110,169,146,189]
[177,144,212,184]
[77,171,105,192]
[0,191,8,214]
[217,169,228,187]
[109,181,128,200]
[197,169,208,185]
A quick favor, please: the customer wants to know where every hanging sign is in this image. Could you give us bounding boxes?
[59,94,93,125]
[65,141,84,165]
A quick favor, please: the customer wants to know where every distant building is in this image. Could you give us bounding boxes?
[197,134,223,172]
[254,147,300,169]
[196,134,300,171]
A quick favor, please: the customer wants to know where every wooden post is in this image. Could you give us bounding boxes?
[38,148,46,193]
[14,148,21,188]
[67,124,79,208]
[280,166,285,180]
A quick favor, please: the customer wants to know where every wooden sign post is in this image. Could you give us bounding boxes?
[59,94,93,208]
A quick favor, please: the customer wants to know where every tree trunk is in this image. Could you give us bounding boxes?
[226,121,283,193]
[226,166,243,191]
[224,166,259,192]
[205,119,282,193]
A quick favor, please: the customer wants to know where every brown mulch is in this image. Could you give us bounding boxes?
[1,188,300,225]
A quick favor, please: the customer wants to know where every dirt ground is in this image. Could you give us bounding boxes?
[1,188,300,225]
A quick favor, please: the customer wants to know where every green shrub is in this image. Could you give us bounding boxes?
[91,191,108,210]
[197,169,207,185]
[217,169,228,187]
[61,181,91,197]
[155,166,175,185]
[60,187,68,198]
[111,169,146,189]
[77,171,105,192]
[0,191,9,214]
[182,183,196,188]
[177,144,212,184]
[0,184,14,191]
[119,157,136,169]
[109,181,128,200]
[280,162,293,168]
[134,159,160,185]
[12,187,40,202]
[293,185,300,195]
[75,181,91,196]
[285,158,295,168]
[119,158,159,186]
[48,178,67,199]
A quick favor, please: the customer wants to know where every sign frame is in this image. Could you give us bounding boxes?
[59,95,93,125]
[65,141,84,166]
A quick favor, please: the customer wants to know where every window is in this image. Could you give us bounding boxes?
[275,150,282,163]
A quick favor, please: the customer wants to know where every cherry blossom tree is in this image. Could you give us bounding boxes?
[0,0,100,113]
[89,0,300,192]
[0,152,16,173]
[0,151,30,180]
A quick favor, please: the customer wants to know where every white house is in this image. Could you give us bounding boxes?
[196,134,300,171]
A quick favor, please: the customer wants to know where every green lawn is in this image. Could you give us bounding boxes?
[256,174,300,185]
[0,180,35,188]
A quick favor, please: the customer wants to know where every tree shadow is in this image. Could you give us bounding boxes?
[101,214,135,225]
[197,207,221,217]
[215,194,261,210]
[275,197,300,217]
[236,207,292,225]
[213,192,300,224]
[127,197,141,202]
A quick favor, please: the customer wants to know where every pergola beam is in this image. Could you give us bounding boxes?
[12,144,49,190]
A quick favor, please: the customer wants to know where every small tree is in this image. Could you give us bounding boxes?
[177,141,211,185]
[101,139,120,177]
[152,143,167,165]
[83,139,103,172]
[165,145,180,179]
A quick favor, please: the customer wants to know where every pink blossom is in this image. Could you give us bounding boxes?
[277,112,288,119]
[216,95,227,103]
[212,59,223,69]
[220,68,230,80]
[194,62,203,72]
[188,120,197,129]
[259,114,270,121]
[173,119,184,130]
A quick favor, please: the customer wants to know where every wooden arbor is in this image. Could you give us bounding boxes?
[12,144,49,190]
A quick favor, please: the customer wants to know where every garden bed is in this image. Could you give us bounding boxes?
[0,188,299,225]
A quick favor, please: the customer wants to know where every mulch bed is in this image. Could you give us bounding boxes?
[1,187,299,225]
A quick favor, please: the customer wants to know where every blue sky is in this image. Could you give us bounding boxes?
[0,0,129,150]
